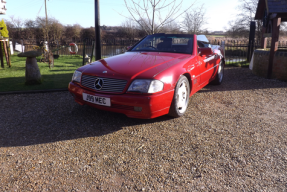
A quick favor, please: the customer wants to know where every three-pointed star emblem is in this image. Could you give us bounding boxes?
[94,78,103,90]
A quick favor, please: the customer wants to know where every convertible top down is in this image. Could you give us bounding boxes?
[69,34,225,119]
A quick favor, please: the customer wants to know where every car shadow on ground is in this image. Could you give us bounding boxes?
[198,67,287,93]
[0,100,174,147]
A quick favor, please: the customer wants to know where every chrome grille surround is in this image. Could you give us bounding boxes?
[81,75,127,93]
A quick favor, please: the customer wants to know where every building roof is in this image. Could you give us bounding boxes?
[255,0,287,21]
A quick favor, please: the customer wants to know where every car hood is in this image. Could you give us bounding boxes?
[81,52,191,80]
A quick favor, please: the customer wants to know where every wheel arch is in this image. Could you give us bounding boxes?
[182,73,192,94]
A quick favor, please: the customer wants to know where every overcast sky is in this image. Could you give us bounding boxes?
[1,0,242,32]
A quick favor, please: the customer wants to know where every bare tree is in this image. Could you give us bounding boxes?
[225,0,262,39]
[182,4,207,34]
[118,19,139,39]
[240,0,258,21]
[225,20,249,38]
[49,19,64,42]
[239,0,262,39]
[236,0,287,39]
[25,19,36,29]
[8,15,24,30]
[35,16,48,40]
[5,16,25,39]
[122,0,195,35]
[23,19,37,39]
[35,17,65,45]
[64,24,82,42]
[232,0,287,40]
[73,24,82,39]
[5,20,16,38]
[161,18,181,34]
[80,27,95,40]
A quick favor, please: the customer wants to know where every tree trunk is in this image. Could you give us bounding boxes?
[152,0,155,34]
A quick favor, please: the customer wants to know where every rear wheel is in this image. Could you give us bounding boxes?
[211,60,224,85]
[168,76,190,117]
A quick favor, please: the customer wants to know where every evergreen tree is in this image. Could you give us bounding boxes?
[0,19,9,38]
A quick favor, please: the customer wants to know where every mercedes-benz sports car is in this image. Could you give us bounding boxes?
[68,34,225,119]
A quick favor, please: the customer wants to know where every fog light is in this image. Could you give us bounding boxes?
[134,107,142,112]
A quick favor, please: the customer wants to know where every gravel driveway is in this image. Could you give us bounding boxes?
[0,67,286,191]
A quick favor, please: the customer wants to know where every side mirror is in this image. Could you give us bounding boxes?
[126,46,132,51]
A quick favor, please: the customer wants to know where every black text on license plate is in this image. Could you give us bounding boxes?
[83,93,111,106]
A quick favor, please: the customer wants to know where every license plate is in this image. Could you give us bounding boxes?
[83,93,111,107]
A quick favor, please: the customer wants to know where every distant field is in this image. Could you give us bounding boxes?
[206,35,226,38]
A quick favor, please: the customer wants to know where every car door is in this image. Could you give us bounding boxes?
[198,47,217,85]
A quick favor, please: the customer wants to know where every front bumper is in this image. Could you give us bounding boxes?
[68,82,174,119]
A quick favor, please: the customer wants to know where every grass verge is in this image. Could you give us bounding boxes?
[0,55,83,92]
[225,61,250,68]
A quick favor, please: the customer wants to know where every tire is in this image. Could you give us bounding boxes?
[168,76,190,117]
[211,60,224,85]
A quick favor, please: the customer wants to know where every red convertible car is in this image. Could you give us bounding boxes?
[69,34,225,119]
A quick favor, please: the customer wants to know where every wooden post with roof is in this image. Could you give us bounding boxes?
[255,0,287,79]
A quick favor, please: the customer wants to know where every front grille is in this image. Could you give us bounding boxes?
[81,75,127,93]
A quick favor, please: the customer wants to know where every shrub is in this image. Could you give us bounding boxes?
[0,19,9,38]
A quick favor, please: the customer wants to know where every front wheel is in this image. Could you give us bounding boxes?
[211,60,224,85]
[168,76,190,117]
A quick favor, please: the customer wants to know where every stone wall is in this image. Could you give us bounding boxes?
[253,49,287,81]
[273,51,287,81]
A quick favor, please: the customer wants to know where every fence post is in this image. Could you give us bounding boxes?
[21,39,24,52]
[6,41,11,67]
[221,40,225,59]
[247,21,256,62]
[57,40,59,55]
[0,42,3,68]
[82,39,86,66]
[90,41,95,62]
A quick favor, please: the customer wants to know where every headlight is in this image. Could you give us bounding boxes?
[128,79,164,93]
[72,70,82,83]
[148,80,164,93]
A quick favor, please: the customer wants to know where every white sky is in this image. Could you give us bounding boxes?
[1,0,241,32]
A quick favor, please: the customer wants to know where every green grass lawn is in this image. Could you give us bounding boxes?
[226,60,250,68]
[0,55,83,92]
[0,54,249,93]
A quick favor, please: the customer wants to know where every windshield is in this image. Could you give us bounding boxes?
[130,34,194,54]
